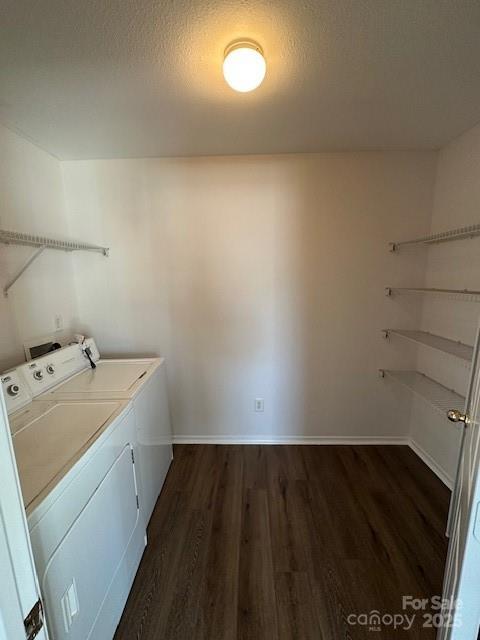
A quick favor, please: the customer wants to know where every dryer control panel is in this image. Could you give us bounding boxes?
[1,369,32,414]
[1,338,100,412]
[18,338,100,398]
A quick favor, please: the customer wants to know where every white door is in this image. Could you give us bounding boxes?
[0,388,48,640]
[439,323,480,639]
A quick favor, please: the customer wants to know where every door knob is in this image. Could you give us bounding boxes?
[447,409,468,425]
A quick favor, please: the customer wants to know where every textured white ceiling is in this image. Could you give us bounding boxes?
[1,0,480,159]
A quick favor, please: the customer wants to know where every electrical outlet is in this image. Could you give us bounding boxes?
[254,398,264,412]
[54,314,64,331]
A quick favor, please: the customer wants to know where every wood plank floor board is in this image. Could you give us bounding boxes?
[312,558,377,640]
[237,488,279,639]
[114,444,449,640]
[275,571,322,640]
[187,444,222,510]
[376,445,450,531]
[301,446,386,560]
[367,447,449,566]
[335,447,447,591]
[195,446,243,640]
[267,447,309,573]
[334,451,444,608]
[242,445,269,490]
[161,508,214,639]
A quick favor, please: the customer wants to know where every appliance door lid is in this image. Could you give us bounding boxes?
[49,361,155,397]
[40,444,140,640]
[12,400,124,510]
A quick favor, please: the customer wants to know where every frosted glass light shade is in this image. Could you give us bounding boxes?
[223,42,266,93]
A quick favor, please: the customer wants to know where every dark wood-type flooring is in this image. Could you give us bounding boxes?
[114,445,450,639]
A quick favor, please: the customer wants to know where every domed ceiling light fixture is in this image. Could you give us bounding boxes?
[223,40,266,93]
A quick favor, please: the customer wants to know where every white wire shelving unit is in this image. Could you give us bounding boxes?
[389,223,480,252]
[0,229,109,297]
[382,223,479,420]
[379,370,465,415]
[383,330,474,362]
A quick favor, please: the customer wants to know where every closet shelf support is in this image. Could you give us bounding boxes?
[4,246,46,297]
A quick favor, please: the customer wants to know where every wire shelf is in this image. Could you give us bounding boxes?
[384,330,473,362]
[380,370,465,415]
[389,223,480,252]
[0,229,108,255]
[1,229,109,296]
[385,286,480,299]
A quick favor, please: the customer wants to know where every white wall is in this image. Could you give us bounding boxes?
[408,123,480,485]
[2,119,474,473]
[1,117,477,476]
[62,153,437,441]
[0,124,78,371]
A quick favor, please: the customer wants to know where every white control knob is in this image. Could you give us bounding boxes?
[7,384,20,397]
[46,364,55,375]
[33,370,44,381]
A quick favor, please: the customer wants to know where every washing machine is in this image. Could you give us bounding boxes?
[15,338,173,526]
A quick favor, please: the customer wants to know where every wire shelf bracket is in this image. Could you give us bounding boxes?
[1,229,109,297]
[389,223,480,252]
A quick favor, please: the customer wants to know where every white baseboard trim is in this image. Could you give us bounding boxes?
[407,438,453,490]
[172,435,409,446]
